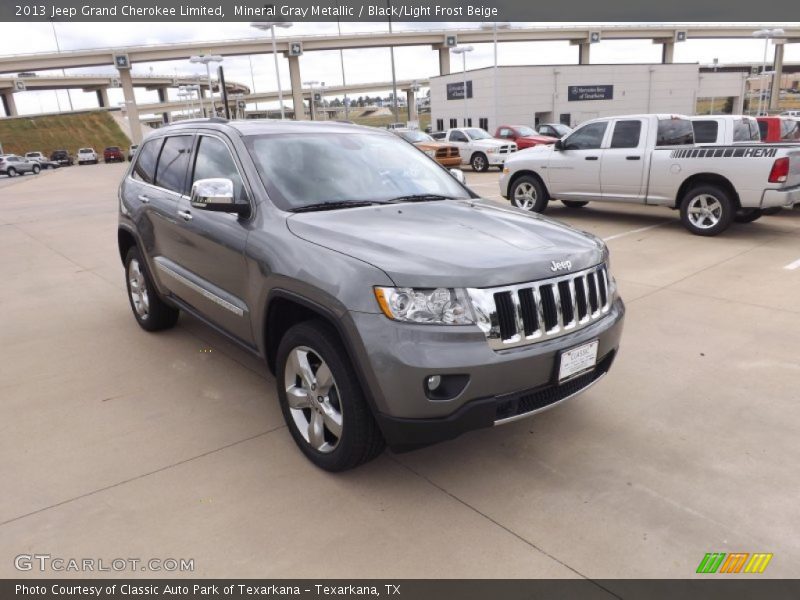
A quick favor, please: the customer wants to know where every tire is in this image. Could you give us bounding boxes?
[734,208,763,224]
[679,185,734,237]
[31,165,40,175]
[562,200,589,209]
[6,167,16,177]
[509,175,548,213]
[124,246,179,332]
[761,207,782,216]
[276,320,385,472]
[470,152,489,172]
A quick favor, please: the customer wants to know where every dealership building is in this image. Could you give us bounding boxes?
[429,63,749,133]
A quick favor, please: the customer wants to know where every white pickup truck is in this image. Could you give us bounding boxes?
[441,127,517,172]
[690,115,761,145]
[500,114,800,235]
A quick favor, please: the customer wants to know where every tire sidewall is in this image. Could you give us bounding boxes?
[471,152,488,172]
[680,185,734,236]
[510,175,548,213]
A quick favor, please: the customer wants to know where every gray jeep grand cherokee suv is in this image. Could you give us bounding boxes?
[118,119,625,471]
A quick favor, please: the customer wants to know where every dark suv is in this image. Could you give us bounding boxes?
[50,150,74,166]
[118,119,625,471]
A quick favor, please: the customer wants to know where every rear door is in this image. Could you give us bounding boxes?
[546,120,608,199]
[600,118,648,202]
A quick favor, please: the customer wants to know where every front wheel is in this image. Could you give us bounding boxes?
[734,208,763,224]
[124,247,179,332]
[562,200,589,209]
[470,152,489,172]
[276,320,385,472]
[6,167,17,177]
[679,185,734,236]
[510,175,548,212]
[31,165,41,175]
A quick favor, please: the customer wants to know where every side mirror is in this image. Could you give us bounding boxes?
[554,139,564,151]
[190,178,249,216]
[449,169,466,184]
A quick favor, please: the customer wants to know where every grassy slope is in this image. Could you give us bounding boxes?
[0,111,129,157]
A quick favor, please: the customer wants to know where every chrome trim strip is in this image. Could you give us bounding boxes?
[156,262,245,317]
[493,372,607,426]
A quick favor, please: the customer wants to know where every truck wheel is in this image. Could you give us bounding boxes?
[6,167,17,177]
[680,185,734,236]
[734,208,763,224]
[124,247,179,332]
[276,320,385,472]
[562,200,589,208]
[32,165,41,175]
[510,175,548,212]
[470,153,489,172]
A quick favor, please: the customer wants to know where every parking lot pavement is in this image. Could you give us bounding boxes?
[1,165,799,578]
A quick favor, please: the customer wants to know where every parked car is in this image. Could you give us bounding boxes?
[690,115,761,144]
[500,114,800,236]
[118,119,625,471]
[756,116,800,143]
[104,146,125,163]
[0,154,41,177]
[780,110,800,118]
[25,151,60,169]
[393,128,462,167]
[495,125,558,149]
[50,149,74,166]
[77,148,99,165]
[537,123,574,139]
[440,127,517,172]
[127,145,139,162]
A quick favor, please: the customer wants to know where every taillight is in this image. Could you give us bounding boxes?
[768,157,789,184]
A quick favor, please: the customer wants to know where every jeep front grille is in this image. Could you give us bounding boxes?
[468,264,611,351]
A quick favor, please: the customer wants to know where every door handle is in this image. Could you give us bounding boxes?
[178,210,193,221]
[138,194,150,203]
[626,156,641,161]
[585,156,599,161]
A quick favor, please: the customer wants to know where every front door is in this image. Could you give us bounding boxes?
[546,120,608,200]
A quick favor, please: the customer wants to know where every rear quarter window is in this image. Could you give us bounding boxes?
[692,120,718,143]
[656,119,694,146]
[132,138,163,185]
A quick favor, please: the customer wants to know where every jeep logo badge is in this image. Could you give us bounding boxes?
[550,260,572,272]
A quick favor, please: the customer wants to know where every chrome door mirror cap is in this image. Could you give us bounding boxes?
[449,168,466,184]
[190,178,235,209]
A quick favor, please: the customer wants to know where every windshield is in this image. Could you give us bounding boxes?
[464,128,492,140]
[516,126,536,136]
[246,132,471,211]
[548,124,572,137]
[398,130,433,143]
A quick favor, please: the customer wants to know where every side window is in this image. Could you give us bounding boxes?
[498,128,512,138]
[781,119,799,140]
[450,131,468,143]
[732,119,756,142]
[656,118,694,146]
[154,135,193,194]
[758,120,769,140]
[132,138,163,185]
[540,126,554,136]
[563,122,607,150]
[692,120,719,144]
[192,136,246,202]
[610,120,642,149]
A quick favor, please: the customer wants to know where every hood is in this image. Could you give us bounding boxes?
[286,200,604,288]
[518,135,558,145]
[414,141,456,151]
[471,138,509,149]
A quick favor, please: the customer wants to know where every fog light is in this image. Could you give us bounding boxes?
[426,375,442,391]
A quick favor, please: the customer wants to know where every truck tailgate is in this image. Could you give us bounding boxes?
[785,149,800,188]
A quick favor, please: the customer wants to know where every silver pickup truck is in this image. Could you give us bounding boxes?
[500,114,800,235]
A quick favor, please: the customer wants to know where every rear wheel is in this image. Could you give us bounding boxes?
[562,200,589,208]
[510,175,548,213]
[734,208,763,224]
[470,152,489,172]
[679,185,734,236]
[124,247,179,332]
[276,320,385,472]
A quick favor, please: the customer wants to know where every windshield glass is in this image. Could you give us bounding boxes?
[246,132,471,211]
[550,124,572,137]
[464,128,492,140]
[516,126,536,136]
[398,130,433,143]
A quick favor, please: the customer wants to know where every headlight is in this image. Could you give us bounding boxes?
[486,147,498,154]
[374,287,475,325]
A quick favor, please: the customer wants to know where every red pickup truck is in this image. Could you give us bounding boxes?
[756,116,800,143]
[494,125,558,149]
[103,146,125,163]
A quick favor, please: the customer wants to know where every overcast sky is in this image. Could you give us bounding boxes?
[1,21,799,116]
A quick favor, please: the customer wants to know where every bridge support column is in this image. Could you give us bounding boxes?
[1,91,17,117]
[118,68,143,144]
[287,54,306,120]
[578,42,591,65]
[156,86,171,123]
[405,89,417,123]
[770,41,784,111]
[96,87,110,108]
[661,41,675,64]
[438,47,451,75]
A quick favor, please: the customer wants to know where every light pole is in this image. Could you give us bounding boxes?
[752,28,784,116]
[337,19,349,120]
[452,46,473,127]
[250,21,293,119]
[480,22,510,132]
[304,80,319,120]
[190,54,223,116]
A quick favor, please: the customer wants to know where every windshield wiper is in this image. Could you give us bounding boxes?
[291,200,388,213]
[387,194,456,203]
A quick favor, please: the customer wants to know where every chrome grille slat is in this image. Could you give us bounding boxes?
[468,264,612,351]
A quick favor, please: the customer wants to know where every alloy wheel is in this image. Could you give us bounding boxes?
[513,182,537,210]
[687,194,723,230]
[127,258,150,319]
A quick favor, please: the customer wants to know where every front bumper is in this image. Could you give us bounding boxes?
[349,297,625,450]
[761,185,800,209]
[486,153,510,166]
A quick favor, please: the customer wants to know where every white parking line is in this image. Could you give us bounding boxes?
[603,221,671,242]
[783,258,800,271]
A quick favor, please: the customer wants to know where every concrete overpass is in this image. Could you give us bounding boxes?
[2,25,799,142]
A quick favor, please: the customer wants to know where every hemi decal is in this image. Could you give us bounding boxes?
[670,147,779,159]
